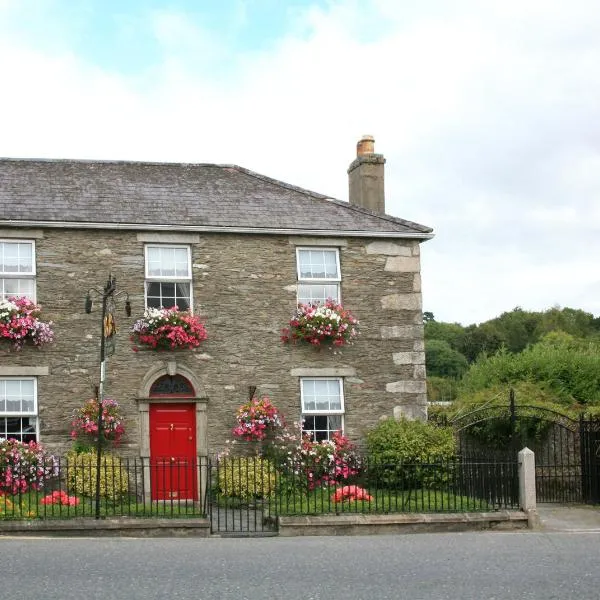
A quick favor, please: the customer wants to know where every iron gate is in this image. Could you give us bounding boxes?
[207,456,278,536]
[450,391,600,504]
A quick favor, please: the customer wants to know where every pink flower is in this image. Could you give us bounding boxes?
[0,297,54,350]
[281,299,359,349]
[232,397,284,442]
[131,307,207,351]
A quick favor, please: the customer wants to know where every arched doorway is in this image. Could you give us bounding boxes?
[149,375,197,501]
[137,362,208,503]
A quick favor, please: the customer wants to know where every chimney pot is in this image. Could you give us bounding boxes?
[357,135,375,157]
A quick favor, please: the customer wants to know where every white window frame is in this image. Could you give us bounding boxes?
[144,244,193,311]
[0,377,38,442]
[0,239,36,302]
[295,247,341,306]
[300,377,345,441]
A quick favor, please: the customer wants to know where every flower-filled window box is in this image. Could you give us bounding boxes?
[0,297,54,350]
[131,307,207,351]
[281,300,359,348]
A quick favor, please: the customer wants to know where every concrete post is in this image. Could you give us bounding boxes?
[518,447,539,527]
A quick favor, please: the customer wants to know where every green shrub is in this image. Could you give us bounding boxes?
[427,376,460,402]
[217,456,276,501]
[66,450,129,500]
[459,335,600,405]
[365,418,456,488]
[366,418,456,463]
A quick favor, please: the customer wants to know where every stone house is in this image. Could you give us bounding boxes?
[0,136,433,495]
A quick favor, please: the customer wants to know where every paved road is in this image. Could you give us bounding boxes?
[1,529,599,600]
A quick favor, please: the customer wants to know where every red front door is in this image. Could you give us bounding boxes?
[150,404,197,501]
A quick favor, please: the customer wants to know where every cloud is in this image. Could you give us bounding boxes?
[0,0,599,324]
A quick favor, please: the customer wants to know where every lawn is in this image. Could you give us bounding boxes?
[0,491,206,519]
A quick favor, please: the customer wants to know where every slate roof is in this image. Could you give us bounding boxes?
[0,158,433,237]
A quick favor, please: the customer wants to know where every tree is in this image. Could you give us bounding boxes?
[537,307,600,339]
[458,322,506,362]
[425,339,469,379]
[423,311,435,323]
[424,320,465,351]
[488,307,542,353]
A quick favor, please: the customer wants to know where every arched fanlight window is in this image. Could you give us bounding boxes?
[149,374,195,397]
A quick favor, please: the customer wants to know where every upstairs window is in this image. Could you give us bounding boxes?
[0,240,35,301]
[0,378,38,443]
[145,245,192,311]
[300,378,344,442]
[296,247,340,305]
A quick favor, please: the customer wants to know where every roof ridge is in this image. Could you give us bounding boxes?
[0,157,222,168]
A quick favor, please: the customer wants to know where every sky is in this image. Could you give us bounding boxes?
[1,0,599,325]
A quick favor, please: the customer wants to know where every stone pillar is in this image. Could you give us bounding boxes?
[518,447,539,527]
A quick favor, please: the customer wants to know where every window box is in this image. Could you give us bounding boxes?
[131,307,207,351]
[0,297,54,351]
[281,299,359,348]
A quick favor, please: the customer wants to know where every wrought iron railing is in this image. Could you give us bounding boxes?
[0,454,520,522]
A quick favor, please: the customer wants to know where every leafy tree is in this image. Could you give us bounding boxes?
[422,311,435,323]
[537,307,600,339]
[425,339,469,379]
[457,322,506,362]
[424,320,465,351]
[487,307,542,353]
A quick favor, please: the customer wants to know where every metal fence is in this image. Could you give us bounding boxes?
[0,456,208,520]
[0,454,519,527]
[208,455,519,534]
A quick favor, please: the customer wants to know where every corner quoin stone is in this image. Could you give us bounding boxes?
[380,293,422,311]
[365,241,412,256]
[392,352,425,365]
[384,256,420,272]
[386,381,427,394]
[381,325,424,339]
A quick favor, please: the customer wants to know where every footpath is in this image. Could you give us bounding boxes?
[537,505,600,532]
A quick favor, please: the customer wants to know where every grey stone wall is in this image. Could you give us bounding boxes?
[0,227,426,455]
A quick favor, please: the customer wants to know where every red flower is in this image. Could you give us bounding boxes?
[332,485,373,503]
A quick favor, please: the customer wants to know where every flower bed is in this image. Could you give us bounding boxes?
[286,431,360,489]
[281,300,359,348]
[0,439,57,495]
[131,307,207,351]
[0,297,54,350]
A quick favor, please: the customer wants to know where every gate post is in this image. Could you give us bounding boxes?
[518,447,539,527]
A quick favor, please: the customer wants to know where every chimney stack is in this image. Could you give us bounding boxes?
[348,135,385,214]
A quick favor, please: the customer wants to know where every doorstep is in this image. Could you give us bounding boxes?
[0,517,211,537]
[278,511,529,536]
